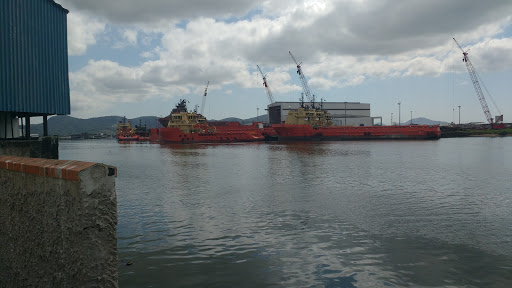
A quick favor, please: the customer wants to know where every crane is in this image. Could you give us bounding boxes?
[453,38,504,128]
[289,51,316,108]
[200,81,209,115]
[256,65,274,104]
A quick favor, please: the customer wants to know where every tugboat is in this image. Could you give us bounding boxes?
[272,107,441,140]
[153,100,265,143]
[134,119,150,141]
[116,117,139,141]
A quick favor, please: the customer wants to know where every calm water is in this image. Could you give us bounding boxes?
[60,138,512,288]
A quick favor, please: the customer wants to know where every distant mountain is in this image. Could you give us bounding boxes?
[31,115,159,136]
[404,117,449,125]
[30,115,449,136]
[212,117,244,123]
[213,116,268,125]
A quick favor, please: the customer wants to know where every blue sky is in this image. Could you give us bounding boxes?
[55,0,512,124]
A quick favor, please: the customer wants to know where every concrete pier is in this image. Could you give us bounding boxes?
[0,137,59,159]
[0,156,118,287]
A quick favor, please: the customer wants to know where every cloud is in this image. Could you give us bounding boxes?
[122,29,138,46]
[69,60,161,116]
[56,0,259,23]
[58,0,512,118]
[463,37,512,73]
[66,12,105,55]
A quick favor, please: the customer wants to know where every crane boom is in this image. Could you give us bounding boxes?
[257,65,274,104]
[200,81,209,115]
[453,38,495,125]
[289,51,315,107]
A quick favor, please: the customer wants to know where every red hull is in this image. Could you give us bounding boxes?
[212,122,278,140]
[149,128,159,141]
[272,124,441,140]
[117,135,139,141]
[153,127,265,143]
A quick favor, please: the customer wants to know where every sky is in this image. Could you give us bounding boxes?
[54,0,512,124]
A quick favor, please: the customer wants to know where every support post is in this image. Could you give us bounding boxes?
[11,116,14,139]
[25,116,31,139]
[344,102,347,126]
[458,106,461,125]
[3,113,6,139]
[43,115,48,136]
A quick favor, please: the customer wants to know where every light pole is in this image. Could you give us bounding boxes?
[398,102,401,126]
[410,110,413,125]
[343,102,347,126]
[257,108,259,122]
[391,113,393,126]
[458,106,461,125]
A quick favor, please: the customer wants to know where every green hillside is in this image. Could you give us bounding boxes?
[30,115,451,136]
[31,116,159,136]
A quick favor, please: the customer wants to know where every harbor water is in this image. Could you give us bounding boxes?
[60,137,512,288]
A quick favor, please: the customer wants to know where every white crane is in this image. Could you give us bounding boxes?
[200,81,209,115]
[257,65,274,104]
[453,38,503,128]
[289,51,315,108]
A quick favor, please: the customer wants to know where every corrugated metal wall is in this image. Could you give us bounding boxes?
[1,0,70,115]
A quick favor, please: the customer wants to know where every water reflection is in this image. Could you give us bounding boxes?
[59,138,512,287]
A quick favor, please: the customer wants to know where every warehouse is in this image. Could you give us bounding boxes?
[0,0,70,139]
[267,102,382,126]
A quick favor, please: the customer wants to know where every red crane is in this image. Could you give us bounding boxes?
[289,51,316,108]
[453,38,504,128]
[257,65,274,104]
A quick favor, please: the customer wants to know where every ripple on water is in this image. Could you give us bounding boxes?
[59,139,512,287]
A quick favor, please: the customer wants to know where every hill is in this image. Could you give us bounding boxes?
[31,116,159,136]
[404,117,450,125]
[30,115,449,136]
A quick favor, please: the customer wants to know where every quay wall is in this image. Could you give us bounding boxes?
[0,156,118,288]
[0,137,59,159]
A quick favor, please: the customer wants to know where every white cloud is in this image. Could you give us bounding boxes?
[56,0,259,23]
[66,12,105,55]
[58,0,512,119]
[122,29,138,46]
[69,60,158,117]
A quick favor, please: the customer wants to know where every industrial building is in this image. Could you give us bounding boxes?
[1,0,70,139]
[267,102,382,126]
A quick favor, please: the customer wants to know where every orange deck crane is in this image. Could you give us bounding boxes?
[453,38,504,128]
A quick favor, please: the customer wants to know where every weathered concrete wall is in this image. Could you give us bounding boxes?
[0,156,118,288]
[0,137,59,159]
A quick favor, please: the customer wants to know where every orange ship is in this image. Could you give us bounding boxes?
[272,107,441,140]
[152,100,265,143]
[116,117,139,141]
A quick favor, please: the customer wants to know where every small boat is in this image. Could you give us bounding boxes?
[117,134,139,141]
[116,117,139,141]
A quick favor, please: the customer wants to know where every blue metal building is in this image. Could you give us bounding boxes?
[1,0,70,138]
